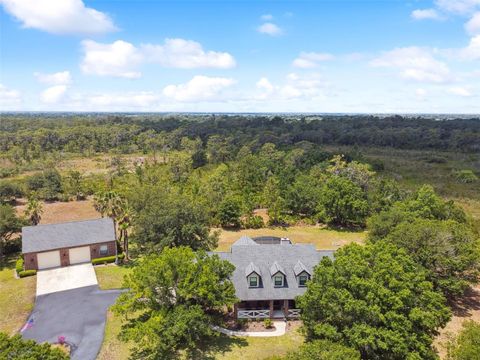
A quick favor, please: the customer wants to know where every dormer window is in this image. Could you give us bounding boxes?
[298,274,309,287]
[274,274,284,287]
[249,274,259,287]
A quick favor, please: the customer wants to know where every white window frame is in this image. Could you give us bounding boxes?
[298,273,309,287]
[99,245,108,256]
[274,274,284,287]
[248,274,259,288]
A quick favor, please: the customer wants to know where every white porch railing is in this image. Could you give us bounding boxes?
[287,309,301,318]
[237,309,270,319]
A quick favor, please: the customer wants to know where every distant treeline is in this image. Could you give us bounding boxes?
[1,114,479,155]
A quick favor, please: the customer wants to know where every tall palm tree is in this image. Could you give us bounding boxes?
[25,196,43,226]
[117,202,132,260]
[93,191,123,228]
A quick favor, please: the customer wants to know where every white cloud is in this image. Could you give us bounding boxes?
[34,71,71,85]
[80,40,143,78]
[163,75,236,102]
[370,47,451,83]
[40,85,67,103]
[255,73,328,101]
[411,9,443,20]
[0,0,116,35]
[80,38,236,78]
[435,0,480,15]
[466,12,480,34]
[257,22,282,36]
[0,84,21,108]
[416,88,428,98]
[141,38,236,69]
[86,92,160,107]
[292,52,335,68]
[459,35,480,59]
[261,14,273,20]
[448,86,473,96]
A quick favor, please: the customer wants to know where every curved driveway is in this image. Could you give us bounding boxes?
[21,264,122,360]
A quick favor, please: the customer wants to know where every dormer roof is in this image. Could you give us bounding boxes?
[293,260,310,276]
[270,261,286,276]
[245,262,260,277]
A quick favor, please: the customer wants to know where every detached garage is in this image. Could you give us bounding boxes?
[22,218,117,270]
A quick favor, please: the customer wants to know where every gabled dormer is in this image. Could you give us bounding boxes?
[245,262,261,288]
[293,260,311,287]
[270,261,286,287]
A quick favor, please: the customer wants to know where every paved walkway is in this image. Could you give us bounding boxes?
[212,321,286,337]
[37,263,98,296]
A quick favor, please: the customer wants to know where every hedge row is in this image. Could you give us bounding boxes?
[92,253,124,265]
[18,270,37,278]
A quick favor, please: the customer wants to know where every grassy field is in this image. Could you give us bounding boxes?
[95,264,132,290]
[0,256,36,335]
[15,198,100,224]
[216,226,366,252]
[98,312,304,360]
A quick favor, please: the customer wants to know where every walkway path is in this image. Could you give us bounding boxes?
[212,321,286,337]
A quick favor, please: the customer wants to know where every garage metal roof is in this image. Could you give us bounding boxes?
[22,218,116,254]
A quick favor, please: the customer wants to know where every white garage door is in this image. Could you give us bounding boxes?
[37,250,61,270]
[69,246,91,265]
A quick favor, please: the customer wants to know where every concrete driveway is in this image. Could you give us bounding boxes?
[37,263,98,296]
[22,285,122,360]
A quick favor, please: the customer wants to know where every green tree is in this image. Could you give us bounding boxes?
[383,219,480,297]
[317,176,369,227]
[113,247,237,359]
[297,242,451,360]
[263,176,286,225]
[0,333,68,360]
[24,196,43,225]
[218,196,242,228]
[66,170,84,200]
[285,174,321,217]
[0,181,23,204]
[0,204,25,259]
[93,190,123,228]
[285,340,360,360]
[130,187,217,252]
[446,321,480,360]
[26,169,62,201]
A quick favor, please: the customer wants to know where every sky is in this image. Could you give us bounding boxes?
[0,0,480,113]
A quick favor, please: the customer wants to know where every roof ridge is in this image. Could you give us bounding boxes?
[22,217,109,230]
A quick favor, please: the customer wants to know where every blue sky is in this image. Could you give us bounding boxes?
[1,0,479,113]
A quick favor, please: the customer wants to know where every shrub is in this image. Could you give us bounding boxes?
[236,318,248,330]
[92,253,124,265]
[455,170,478,184]
[4,238,21,255]
[18,270,36,278]
[15,257,24,275]
[264,318,273,329]
[243,215,264,229]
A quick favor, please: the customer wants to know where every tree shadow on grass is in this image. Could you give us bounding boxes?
[193,334,248,360]
[449,285,480,317]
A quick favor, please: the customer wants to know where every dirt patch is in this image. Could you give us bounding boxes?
[16,198,101,224]
[434,285,480,358]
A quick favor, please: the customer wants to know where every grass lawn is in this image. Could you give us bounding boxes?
[95,264,132,290]
[214,323,304,360]
[216,226,366,252]
[0,256,36,335]
[98,314,304,360]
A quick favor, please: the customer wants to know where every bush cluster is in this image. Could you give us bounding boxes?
[92,253,124,265]
[18,270,37,278]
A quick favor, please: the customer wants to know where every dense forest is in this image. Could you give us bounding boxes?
[1,114,480,158]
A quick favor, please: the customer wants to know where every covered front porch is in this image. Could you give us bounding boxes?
[234,299,301,319]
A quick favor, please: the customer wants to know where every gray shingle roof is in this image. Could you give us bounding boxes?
[215,239,334,301]
[22,218,116,254]
[233,235,259,246]
[293,260,310,276]
[270,261,286,276]
[245,262,260,277]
